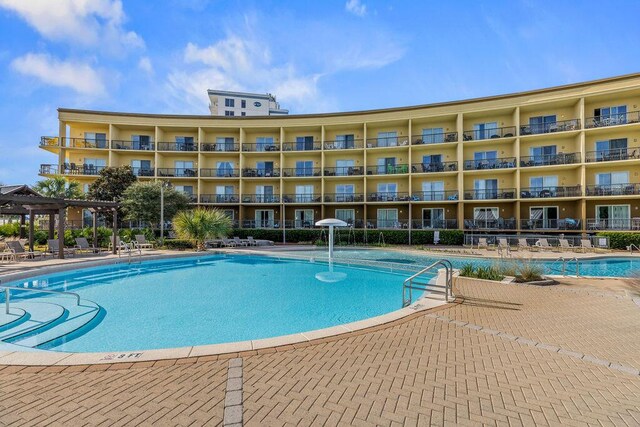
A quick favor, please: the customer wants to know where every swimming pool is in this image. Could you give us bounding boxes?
[1,254,420,353]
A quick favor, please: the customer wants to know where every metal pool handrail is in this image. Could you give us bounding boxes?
[551,256,580,276]
[1,281,81,314]
[402,259,453,307]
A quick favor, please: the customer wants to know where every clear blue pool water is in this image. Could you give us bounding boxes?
[3,254,413,352]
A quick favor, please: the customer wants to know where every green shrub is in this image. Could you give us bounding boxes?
[514,260,544,282]
[0,222,21,237]
[459,263,475,277]
[163,239,196,250]
[596,232,640,250]
[438,229,464,245]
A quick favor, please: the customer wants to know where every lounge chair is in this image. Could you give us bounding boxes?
[477,238,489,250]
[109,237,131,253]
[497,238,509,249]
[48,239,76,257]
[518,238,536,251]
[7,240,44,260]
[580,239,607,253]
[75,237,101,254]
[134,234,154,250]
[221,238,237,247]
[246,236,258,246]
[558,239,576,252]
[535,238,555,252]
[233,236,248,247]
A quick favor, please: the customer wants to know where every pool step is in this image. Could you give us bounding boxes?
[0,306,28,332]
[0,302,66,341]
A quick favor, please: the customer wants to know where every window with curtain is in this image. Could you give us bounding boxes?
[335,159,354,176]
[595,105,627,124]
[295,185,314,202]
[377,131,398,147]
[473,122,498,140]
[474,179,498,199]
[422,128,444,144]
[377,209,398,228]
[335,209,355,224]
[422,208,444,228]
[529,115,557,133]
[256,136,274,151]
[421,181,445,200]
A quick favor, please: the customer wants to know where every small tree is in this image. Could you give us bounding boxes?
[172,208,232,251]
[34,176,83,199]
[86,166,137,202]
[121,181,190,229]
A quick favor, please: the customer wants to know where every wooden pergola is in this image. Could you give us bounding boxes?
[0,185,120,259]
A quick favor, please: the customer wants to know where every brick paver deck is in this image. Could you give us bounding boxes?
[1,278,639,426]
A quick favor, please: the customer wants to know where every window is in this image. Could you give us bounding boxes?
[215,137,234,151]
[335,159,355,176]
[256,161,274,177]
[377,157,396,174]
[422,128,444,144]
[335,209,355,224]
[241,100,246,108]
[596,171,629,185]
[420,155,443,172]
[216,161,234,177]
[224,110,234,116]
[216,185,235,203]
[377,183,397,199]
[174,186,194,199]
[377,209,398,229]
[296,136,314,150]
[255,209,274,228]
[595,138,627,160]
[295,160,314,177]
[225,98,235,107]
[595,105,627,124]
[377,131,398,147]
[473,122,498,140]
[336,184,354,202]
[295,185,314,202]
[241,112,246,116]
[473,207,499,226]
[256,185,274,203]
[422,208,444,229]
[473,151,498,168]
[131,159,152,176]
[84,132,107,148]
[596,205,630,229]
[175,160,194,177]
[132,135,152,150]
[421,181,445,201]
[529,115,557,133]
[294,210,314,228]
[530,145,557,164]
[473,179,498,199]
[529,176,558,191]
[223,209,235,220]
[175,136,194,150]
[256,136,274,151]
[335,134,355,149]
[83,158,106,175]
[530,206,558,229]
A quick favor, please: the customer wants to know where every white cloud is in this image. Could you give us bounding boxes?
[138,56,153,74]
[11,53,106,96]
[0,0,144,54]
[345,0,366,16]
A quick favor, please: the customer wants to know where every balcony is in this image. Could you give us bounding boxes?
[241,194,281,203]
[412,132,457,145]
[40,163,106,176]
[242,143,279,152]
[367,192,411,202]
[40,136,60,147]
[132,167,155,177]
[200,168,240,178]
[587,218,640,231]
[282,141,322,151]
[281,167,322,177]
[463,157,516,171]
[365,136,410,148]
[241,220,280,229]
[200,142,239,152]
[411,161,458,173]
[585,111,640,129]
[199,194,239,203]
[585,148,640,162]
[365,219,409,229]
[519,118,580,135]
[464,218,517,230]
[282,194,321,203]
[365,164,409,175]
[463,189,516,200]
[111,140,155,151]
[323,166,364,176]
[157,168,197,177]
[157,141,197,152]
[62,137,109,149]
[520,218,582,231]
[283,219,317,228]
[520,152,580,167]
[242,168,280,178]
[323,193,365,202]
[323,139,364,150]
[411,191,459,201]
[585,183,640,196]
[411,219,458,229]
[520,185,582,198]
[462,126,516,141]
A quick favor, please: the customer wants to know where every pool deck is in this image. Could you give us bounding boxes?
[0,249,639,425]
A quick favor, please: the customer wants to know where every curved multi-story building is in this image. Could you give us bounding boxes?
[39,73,640,234]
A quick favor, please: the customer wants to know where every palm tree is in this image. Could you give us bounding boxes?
[33,176,83,199]
[172,208,232,251]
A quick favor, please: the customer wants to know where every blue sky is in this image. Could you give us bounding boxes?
[0,0,639,185]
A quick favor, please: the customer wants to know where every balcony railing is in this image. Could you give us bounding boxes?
[365,136,410,148]
[463,157,516,170]
[519,118,580,135]
[281,167,322,177]
[40,163,106,176]
[587,218,640,231]
[242,143,279,152]
[200,168,240,178]
[520,152,580,167]
[463,188,516,200]
[411,191,459,201]
[520,185,582,198]
[585,183,640,196]
[464,218,517,230]
[111,140,155,150]
[323,166,364,176]
[283,219,317,228]
[157,168,197,177]
[411,219,458,229]
[242,168,280,177]
[199,194,239,203]
[367,192,411,202]
[520,218,582,230]
[585,111,640,129]
[323,193,365,202]
[241,194,281,203]
[39,164,60,175]
[323,139,364,150]
[200,142,239,152]
[411,161,458,173]
[585,147,640,162]
[282,141,322,151]
[132,167,155,177]
[282,194,321,203]
[365,164,410,175]
[462,126,516,141]
[62,137,109,149]
[412,132,457,145]
[241,220,280,229]
[364,219,409,229]
[157,141,197,152]
[40,136,60,147]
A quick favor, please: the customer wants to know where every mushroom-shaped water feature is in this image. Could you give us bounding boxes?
[315,218,348,260]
